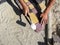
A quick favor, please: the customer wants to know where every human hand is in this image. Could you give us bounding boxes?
[40,12,48,25]
[23,5,29,16]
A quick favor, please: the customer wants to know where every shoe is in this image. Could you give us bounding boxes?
[48,38,54,45]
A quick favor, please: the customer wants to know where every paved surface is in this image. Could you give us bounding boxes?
[0,0,60,45]
[0,0,45,45]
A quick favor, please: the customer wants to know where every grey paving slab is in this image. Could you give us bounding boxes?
[0,1,45,45]
[0,0,60,45]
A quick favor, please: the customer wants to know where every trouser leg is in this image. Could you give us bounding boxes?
[48,11,53,38]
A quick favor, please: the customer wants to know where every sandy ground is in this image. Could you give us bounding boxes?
[0,0,60,45]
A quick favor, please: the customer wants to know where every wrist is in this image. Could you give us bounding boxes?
[19,0,27,9]
[44,9,49,16]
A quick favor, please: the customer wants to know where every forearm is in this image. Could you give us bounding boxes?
[18,0,27,9]
[44,0,55,15]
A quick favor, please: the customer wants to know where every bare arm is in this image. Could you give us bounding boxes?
[18,0,29,16]
[40,0,55,24]
[44,0,55,14]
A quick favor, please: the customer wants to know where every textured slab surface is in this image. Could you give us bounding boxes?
[0,0,45,45]
[0,0,60,45]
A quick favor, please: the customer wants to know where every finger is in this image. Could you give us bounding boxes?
[40,15,42,17]
[40,14,43,17]
[42,19,45,26]
[44,19,46,24]
[27,9,29,15]
[27,10,29,13]
[41,19,43,25]
[46,20,48,24]
[45,20,48,24]
[44,19,47,25]
[43,19,45,24]
[25,10,27,16]
[27,11,29,16]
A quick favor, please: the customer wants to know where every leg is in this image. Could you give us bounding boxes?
[48,11,54,45]
[48,11,53,39]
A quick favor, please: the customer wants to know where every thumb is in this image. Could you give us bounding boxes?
[40,14,43,17]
